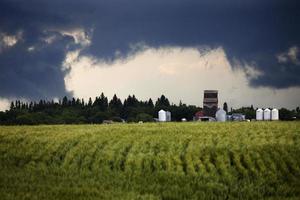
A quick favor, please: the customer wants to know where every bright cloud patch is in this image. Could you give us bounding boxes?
[64,47,300,109]
[277,46,300,65]
[59,28,91,47]
[0,98,10,111]
[0,31,22,52]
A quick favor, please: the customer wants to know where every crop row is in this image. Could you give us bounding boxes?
[1,127,299,182]
[0,122,300,199]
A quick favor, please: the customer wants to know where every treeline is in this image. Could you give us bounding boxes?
[0,93,200,125]
[0,93,299,125]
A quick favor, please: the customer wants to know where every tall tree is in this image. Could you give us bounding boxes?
[155,95,170,108]
[88,97,93,107]
[71,98,76,106]
[147,98,154,108]
[99,93,108,111]
[223,102,228,113]
[62,96,68,107]
[109,94,123,115]
[10,102,15,110]
[124,95,139,107]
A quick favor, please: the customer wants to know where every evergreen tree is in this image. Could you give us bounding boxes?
[99,93,108,111]
[88,97,93,107]
[71,98,76,106]
[62,96,68,107]
[223,102,228,112]
[29,102,33,111]
[76,98,81,106]
[10,102,15,110]
[109,94,123,115]
[16,100,21,109]
[179,100,183,107]
[147,98,154,108]
[124,95,139,107]
[155,95,170,108]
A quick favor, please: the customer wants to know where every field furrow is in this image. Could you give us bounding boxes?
[0,122,299,200]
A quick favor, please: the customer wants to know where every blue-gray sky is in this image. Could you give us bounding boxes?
[0,0,299,109]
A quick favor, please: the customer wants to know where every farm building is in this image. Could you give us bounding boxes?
[271,108,279,120]
[228,113,245,121]
[215,108,227,122]
[203,90,218,117]
[264,108,271,120]
[158,110,171,122]
[194,111,204,121]
[256,108,263,120]
[256,108,279,121]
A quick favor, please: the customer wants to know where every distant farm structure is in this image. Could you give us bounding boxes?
[158,109,171,122]
[256,108,279,121]
[192,90,280,122]
[203,90,218,117]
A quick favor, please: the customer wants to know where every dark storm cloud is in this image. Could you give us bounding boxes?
[0,0,299,99]
[0,32,74,99]
[0,0,77,99]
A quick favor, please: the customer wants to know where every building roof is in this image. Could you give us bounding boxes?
[204,90,218,93]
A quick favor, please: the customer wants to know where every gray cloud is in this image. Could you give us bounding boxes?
[0,0,299,100]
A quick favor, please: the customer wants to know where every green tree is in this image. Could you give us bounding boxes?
[10,102,15,110]
[223,102,228,113]
[109,94,123,116]
[147,98,154,108]
[99,93,108,111]
[155,95,170,108]
[62,96,68,107]
[279,108,295,120]
[88,97,93,107]
[135,113,154,122]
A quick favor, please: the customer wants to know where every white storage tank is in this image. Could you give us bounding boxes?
[271,108,279,120]
[166,111,171,122]
[158,110,166,122]
[215,108,226,122]
[263,108,271,120]
[256,108,263,121]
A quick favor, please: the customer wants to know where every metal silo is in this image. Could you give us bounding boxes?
[256,108,263,121]
[215,108,226,122]
[158,110,166,122]
[166,111,171,122]
[271,108,279,120]
[263,108,271,121]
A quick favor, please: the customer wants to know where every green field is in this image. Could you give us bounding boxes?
[0,122,300,200]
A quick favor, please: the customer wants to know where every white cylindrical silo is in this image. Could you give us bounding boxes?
[256,108,263,121]
[215,108,226,122]
[158,110,166,122]
[263,108,271,120]
[166,111,171,121]
[271,108,279,120]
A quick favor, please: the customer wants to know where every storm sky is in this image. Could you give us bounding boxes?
[0,0,300,110]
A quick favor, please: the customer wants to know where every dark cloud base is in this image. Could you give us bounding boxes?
[0,0,299,100]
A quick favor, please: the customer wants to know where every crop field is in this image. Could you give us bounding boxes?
[0,122,300,200]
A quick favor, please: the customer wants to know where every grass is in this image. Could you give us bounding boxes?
[0,122,300,199]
